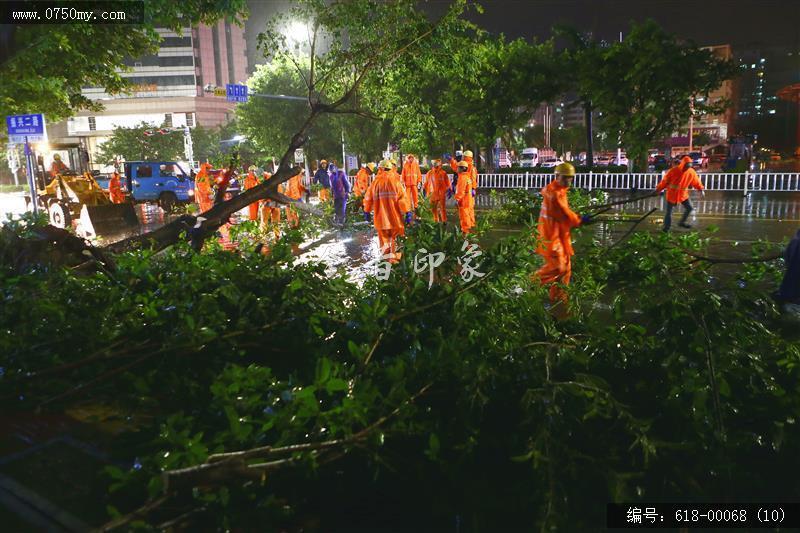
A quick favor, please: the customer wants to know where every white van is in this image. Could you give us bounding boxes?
[519,147,539,168]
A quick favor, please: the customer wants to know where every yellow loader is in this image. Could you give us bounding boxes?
[38,171,139,238]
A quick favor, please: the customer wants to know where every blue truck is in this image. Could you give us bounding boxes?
[122,161,195,212]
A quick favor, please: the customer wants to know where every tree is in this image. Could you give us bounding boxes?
[0,1,248,124]
[238,60,392,164]
[367,33,566,169]
[94,122,185,165]
[107,0,471,254]
[581,20,737,171]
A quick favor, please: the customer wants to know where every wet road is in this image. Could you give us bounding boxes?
[2,190,797,268]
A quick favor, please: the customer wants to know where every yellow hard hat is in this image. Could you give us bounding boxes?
[53,154,61,160]
[379,159,392,170]
[320,159,328,165]
[457,160,469,169]
[431,158,441,165]
[555,162,576,177]
[248,165,257,172]
[367,162,376,171]
[463,150,473,158]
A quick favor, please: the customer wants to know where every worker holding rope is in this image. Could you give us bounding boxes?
[533,162,592,306]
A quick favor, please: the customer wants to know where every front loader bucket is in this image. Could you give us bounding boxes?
[78,203,139,238]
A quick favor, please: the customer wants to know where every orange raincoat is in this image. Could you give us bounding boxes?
[425,167,451,222]
[259,172,282,236]
[534,179,582,303]
[353,167,371,197]
[454,170,475,234]
[194,163,214,213]
[401,158,422,209]
[284,171,306,227]
[243,171,261,221]
[656,156,704,204]
[363,171,408,261]
[50,160,68,177]
[450,156,478,192]
[108,172,124,204]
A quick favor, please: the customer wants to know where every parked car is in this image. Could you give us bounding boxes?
[648,154,669,171]
[687,151,708,169]
[594,155,613,166]
[770,151,782,161]
[538,157,563,169]
[612,153,628,166]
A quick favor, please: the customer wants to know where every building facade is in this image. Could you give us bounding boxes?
[52,23,248,168]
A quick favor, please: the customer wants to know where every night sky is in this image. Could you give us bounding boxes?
[245,0,800,68]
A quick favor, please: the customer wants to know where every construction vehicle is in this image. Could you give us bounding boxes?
[35,171,139,238]
[25,144,138,238]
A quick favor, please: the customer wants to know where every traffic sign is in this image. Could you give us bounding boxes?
[294,148,304,164]
[6,113,46,144]
[213,87,226,97]
[226,84,248,103]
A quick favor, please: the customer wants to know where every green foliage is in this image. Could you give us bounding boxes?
[94,122,185,164]
[1,203,795,530]
[0,1,248,123]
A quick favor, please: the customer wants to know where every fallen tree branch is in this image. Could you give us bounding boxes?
[684,249,783,264]
[604,208,658,252]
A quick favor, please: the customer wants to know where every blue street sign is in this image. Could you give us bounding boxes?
[6,114,46,144]
[226,84,248,103]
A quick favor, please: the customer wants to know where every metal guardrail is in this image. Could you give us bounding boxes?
[344,172,800,197]
[478,172,800,196]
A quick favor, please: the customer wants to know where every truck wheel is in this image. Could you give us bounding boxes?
[48,201,71,228]
[159,192,178,213]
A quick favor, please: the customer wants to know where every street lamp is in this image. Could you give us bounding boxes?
[286,20,309,48]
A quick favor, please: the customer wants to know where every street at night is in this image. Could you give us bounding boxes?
[1,1,799,531]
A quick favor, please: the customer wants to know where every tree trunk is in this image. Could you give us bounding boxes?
[584,101,594,170]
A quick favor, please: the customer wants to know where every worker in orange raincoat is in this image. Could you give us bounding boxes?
[454,160,475,234]
[284,167,307,227]
[534,162,591,305]
[50,154,69,177]
[108,170,124,204]
[449,149,478,193]
[401,154,422,211]
[260,170,283,236]
[243,165,262,221]
[353,162,375,198]
[363,160,412,262]
[425,159,451,223]
[194,162,214,213]
[655,155,705,231]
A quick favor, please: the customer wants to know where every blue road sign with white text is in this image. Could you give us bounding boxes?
[6,113,46,143]
[226,84,248,103]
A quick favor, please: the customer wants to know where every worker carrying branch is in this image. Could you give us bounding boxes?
[533,162,591,305]
[655,155,705,231]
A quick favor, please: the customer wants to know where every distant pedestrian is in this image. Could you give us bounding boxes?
[314,159,332,202]
[656,155,705,231]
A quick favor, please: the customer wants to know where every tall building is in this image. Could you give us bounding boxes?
[734,43,800,151]
[49,23,248,168]
[691,44,736,147]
